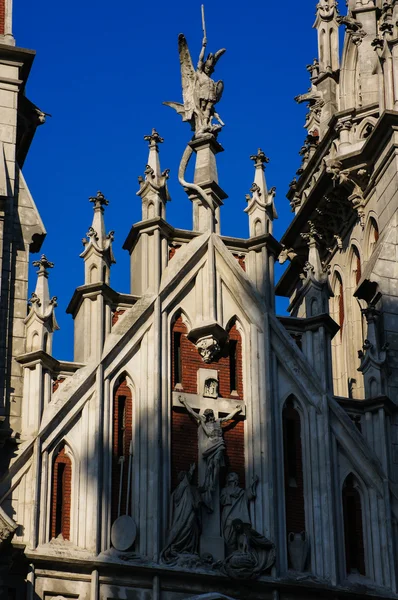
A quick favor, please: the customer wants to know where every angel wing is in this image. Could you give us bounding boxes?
[177,33,196,122]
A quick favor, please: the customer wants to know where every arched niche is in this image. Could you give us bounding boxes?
[111,374,133,524]
[342,473,366,576]
[50,442,72,541]
[282,397,306,569]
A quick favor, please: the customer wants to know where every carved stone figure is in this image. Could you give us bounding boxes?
[164,33,226,138]
[178,397,242,511]
[220,473,275,579]
[222,519,275,580]
[220,473,259,554]
[161,464,201,565]
[204,378,218,398]
[196,335,220,363]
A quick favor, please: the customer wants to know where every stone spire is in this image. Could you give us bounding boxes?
[24,255,59,354]
[137,129,170,220]
[298,223,333,317]
[245,149,277,237]
[356,287,389,398]
[314,1,340,74]
[80,191,115,285]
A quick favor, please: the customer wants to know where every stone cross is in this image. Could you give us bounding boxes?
[172,368,246,561]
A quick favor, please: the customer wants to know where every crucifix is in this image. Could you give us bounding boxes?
[172,368,246,561]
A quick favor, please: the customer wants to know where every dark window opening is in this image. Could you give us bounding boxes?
[283,401,305,548]
[117,395,126,457]
[55,462,66,537]
[353,247,361,286]
[343,475,366,576]
[173,332,182,386]
[229,339,238,392]
[337,276,344,339]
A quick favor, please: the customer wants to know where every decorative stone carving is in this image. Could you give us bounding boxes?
[178,396,242,511]
[222,519,275,580]
[164,15,226,139]
[161,464,202,565]
[288,531,310,572]
[220,473,275,579]
[337,15,366,45]
[0,507,17,548]
[196,335,220,363]
[220,473,258,554]
[204,378,218,399]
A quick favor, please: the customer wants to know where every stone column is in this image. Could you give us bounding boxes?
[188,135,227,234]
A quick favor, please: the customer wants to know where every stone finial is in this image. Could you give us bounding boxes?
[89,190,109,210]
[32,254,54,276]
[144,128,164,148]
[307,59,319,81]
[80,191,115,284]
[316,0,338,20]
[245,148,277,237]
[137,129,170,220]
[250,148,269,168]
[301,221,322,244]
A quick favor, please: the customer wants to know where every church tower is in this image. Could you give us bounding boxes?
[3,3,398,600]
[0,0,46,443]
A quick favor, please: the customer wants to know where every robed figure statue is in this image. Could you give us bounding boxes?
[220,473,276,579]
[161,464,201,565]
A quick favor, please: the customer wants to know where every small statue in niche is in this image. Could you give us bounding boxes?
[220,473,275,579]
[204,377,218,399]
[161,464,202,565]
[178,396,242,511]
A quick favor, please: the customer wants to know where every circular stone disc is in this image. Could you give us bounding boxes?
[111,515,137,551]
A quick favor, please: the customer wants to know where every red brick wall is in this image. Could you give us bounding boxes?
[171,316,245,489]
[0,0,5,35]
[171,317,243,399]
[52,377,66,393]
[169,245,181,261]
[233,254,246,272]
[283,402,305,542]
[343,475,366,575]
[112,309,126,326]
[50,446,72,540]
[111,379,133,523]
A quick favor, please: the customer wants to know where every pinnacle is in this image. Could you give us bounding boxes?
[32,254,54,275]
[89,190,109,210]
[144,128,164,148]
[250,148,269,168]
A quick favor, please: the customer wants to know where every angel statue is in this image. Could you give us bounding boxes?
[164,32,226,138]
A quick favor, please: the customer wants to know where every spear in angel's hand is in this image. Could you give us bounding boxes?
[201,4,207,43]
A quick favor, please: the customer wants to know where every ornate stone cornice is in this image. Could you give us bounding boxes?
[0,507,17,547]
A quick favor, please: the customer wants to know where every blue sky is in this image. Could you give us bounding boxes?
[14,1,336,360]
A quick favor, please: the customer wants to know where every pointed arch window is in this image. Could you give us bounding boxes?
[283,399,305,560]
[352,246,361,286]
[334,273,345,339]
[50,444,72,540]
[111,377,133,524]
[227,319,243,398]
[368,217,379,256]
[342,474,366,576]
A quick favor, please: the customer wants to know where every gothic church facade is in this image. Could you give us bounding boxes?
[1,1,398,599]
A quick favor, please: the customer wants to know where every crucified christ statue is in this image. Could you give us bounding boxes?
[178,396,242,511]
